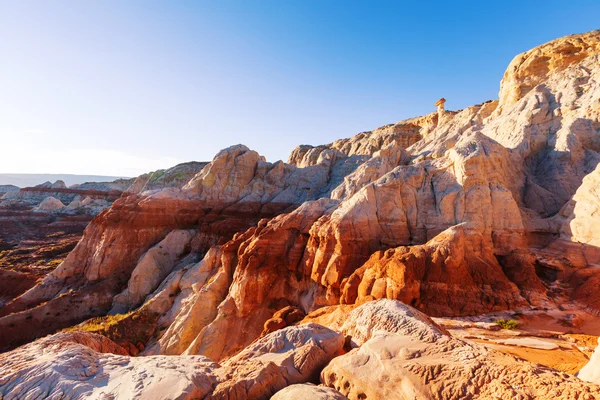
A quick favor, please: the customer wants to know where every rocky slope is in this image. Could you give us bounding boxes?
[0,184,19,197]
[0,164,205,310]
[2,300,599,399]
[1,30,600,398]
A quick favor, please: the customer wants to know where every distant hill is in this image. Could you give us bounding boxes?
[0,173,130,188]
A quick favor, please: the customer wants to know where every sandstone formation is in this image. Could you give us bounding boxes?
[497,30,600,112]
[126,161,208,194]
[1,181,123,210]
[111,229,196,313]
[321,300,600,400]
[0,331,219,400]
[0,324,343,400]
[0,184,19,197]
[34,196,65,212]
[271,384,348,400]
[336,298,449,345]
[260,305,306,337]
[2,301,598,400]
[435,97,446,116]
[579,338,600,385]
[0,144,362,349]
[210,323,343,398]
[339,225,531,316]
[1,29,600,399]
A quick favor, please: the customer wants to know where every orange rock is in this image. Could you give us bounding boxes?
[340,226,529,316]
[260,306,306,337]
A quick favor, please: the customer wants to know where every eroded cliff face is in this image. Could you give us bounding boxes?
[2,29,600,399]
[2,300,600,400]
[0,144,363,350]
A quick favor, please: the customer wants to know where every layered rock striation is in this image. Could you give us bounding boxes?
[2,29,600,398]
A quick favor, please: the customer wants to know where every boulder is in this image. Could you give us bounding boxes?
[212,323,344,399]
[34,196,65,212]
[271,384,347,400]
[0,331,218,400]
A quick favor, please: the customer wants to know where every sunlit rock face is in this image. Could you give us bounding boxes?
[579,338,600,385]
[3,301,598,400]
[320,300,600,400]
[497,30,600,112]
[0,325,344,400]
[0,143,364,349]
[2,29,600,399]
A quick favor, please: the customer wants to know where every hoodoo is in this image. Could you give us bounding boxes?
[434,97,446,112]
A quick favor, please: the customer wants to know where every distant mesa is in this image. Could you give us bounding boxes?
[36,180,67,190]
[0,173,132,188]
[0,185,19,197]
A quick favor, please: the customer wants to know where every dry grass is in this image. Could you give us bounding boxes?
[62,311,134,334]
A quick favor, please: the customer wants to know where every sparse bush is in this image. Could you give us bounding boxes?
[495,319,519,330]
[62,311,134,334]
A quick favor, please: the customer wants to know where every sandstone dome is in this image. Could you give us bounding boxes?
[34,196,65,212]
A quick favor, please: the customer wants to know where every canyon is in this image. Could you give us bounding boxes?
[1,30,600,399]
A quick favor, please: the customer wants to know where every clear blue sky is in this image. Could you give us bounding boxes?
[1,1,599,176]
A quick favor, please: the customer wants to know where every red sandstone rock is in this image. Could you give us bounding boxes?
[1,29,600,398]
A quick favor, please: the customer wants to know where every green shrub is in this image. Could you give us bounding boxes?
[495,319,519,330]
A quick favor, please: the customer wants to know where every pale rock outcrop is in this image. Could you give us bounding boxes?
[323,331,600,400]
[66,195,83,209]
[331,143,410,200]
[271,384,348,400]
[0,184,19,197]
[50,179,67,189]
[0,324,343,400]
[127,161,208,194]
[288,114,436,168]
[176,199,339,361]
[578,338,600,384]
[65,195,109,215]
[80,195,94,206]
[36,180,67,189]
[338,299,448,345]
[148,240,242,356]
[559,162,600,263]
[211,323,344,399]
[34,196,65,212]
[0,331,219,400]
[111,229,195,313]
[321,300,600,399]
[497,29,600,112]
[183,144,362,207]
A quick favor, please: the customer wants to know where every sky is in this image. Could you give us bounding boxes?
[1,1,599,177]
